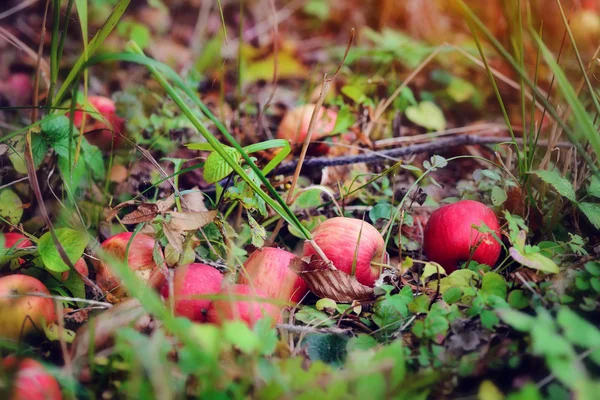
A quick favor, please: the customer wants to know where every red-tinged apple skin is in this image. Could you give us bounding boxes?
[277,104,338,150]
[423,200,501,273]
[60,258,89,282]
[71,96,125,151]
[160,263,223,322]
[2,233,32,249]
[303,217,386,287]
[1,73,33,107]
[238,247,308,304]
[2,356,62,400]
[0,275,56,340]
[206,284,281,328]
[93,232,162,301]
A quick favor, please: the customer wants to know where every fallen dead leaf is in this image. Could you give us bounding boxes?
[289,256,375,303]
[121,203,159,224]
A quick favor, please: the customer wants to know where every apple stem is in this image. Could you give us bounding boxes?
[306,239,335,269]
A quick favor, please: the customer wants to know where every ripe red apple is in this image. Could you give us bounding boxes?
[206,284,281,328]
[2,233,32,250]
[0,275,56,340]
[0,73,33,107]
[71,95,125,150]
[303,217,386,287]
[93,232,163,302]
[277,104,338,153]
[2,356,62,400]
[60,258,89,282]
[160,263,223,322]
[423,200,501,273]
[238,247,308,304]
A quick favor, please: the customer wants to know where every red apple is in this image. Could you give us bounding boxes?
[303,217,386,287]
[71,95,125,150]
[60,258,89,282]
[2,356,62,400]
[423,200,501,273]
[93,232,163,302]
[2,233,32,250]
[277,104,337,149]
[0,275,56,340]
[206,284,281,328]
[160,263,223,322]
[238,247,308,304]
[0,73,33,107]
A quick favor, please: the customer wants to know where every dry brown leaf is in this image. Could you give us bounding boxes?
[70,299,146,368]
[289,256,375,303]
[106,200,136,222]
[167,210,218,231]
[121,203,160,224]
[182,187,208,212]
[162,222,184,253]
[156,194,176,214]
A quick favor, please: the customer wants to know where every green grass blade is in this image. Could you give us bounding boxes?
[53,0,131,106]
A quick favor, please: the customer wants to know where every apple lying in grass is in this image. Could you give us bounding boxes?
[71,95,126,151]
[2,356,62,400]
[160,263,223,322]
[238,247,308,304]
[2,233,32,250]
[423,200,501,273]
[60,258,89,282]
[0,275,56,340]
[277,104,338,154]
[206,284,281,328]
[0,73,33,107]
[93,232,162,301]
[303,217,386,287]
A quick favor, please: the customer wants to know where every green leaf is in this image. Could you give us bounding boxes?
[429,269,479,294]
[295,307,335,327]
[223,320,259,353]
[443,287,462,304]
[247,214,266,248]
[585,262,600,277]
[341,85,369,105]
[0,189,23,224]
[203,146,240,184]
[420,262,447,284]
[587,175,600,198]
[447,77,477,103]
[331,104,356,135]
[405,101,446,131]
[480,309,499,330]
[303,0,330,19]
[40,115,71,143]
[530,169,576,202]
[31,134,49,167]
[556,307,600,351]
[347,334,378,352]
[490,186,507,206]
[38,228,89,273]
[497,309,535,332]
[508,290,530,309]
[579,202,600,230]
[303,334,348,367]
[80,138,105,180]
[369,203,394,223]
[509,247,560,274]
[373,341,405,388]
[254,318,278,356]
[480,272,507,300]
[408,295,430,314]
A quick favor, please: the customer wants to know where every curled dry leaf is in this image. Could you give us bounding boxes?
[70,299,146,369]
[182,187,208,212]
[288,255,375,303]
[162,210,218,253]
[106,200,136,222]
[156,194,176,214]
[121,203,160,224]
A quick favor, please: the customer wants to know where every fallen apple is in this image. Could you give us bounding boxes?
[2,233,32,250]
[276,104,337,154]
[423,199,501,273]
[238,247,308,304]
[0,73,33,107]
[0,275,56,340]
[60,258,89,282]
[2,356,62,400]
[160,263,223,322]
[303,217,386,287]
[93,232,162,301]
[71,95,126,150]
[206,284,281,328]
